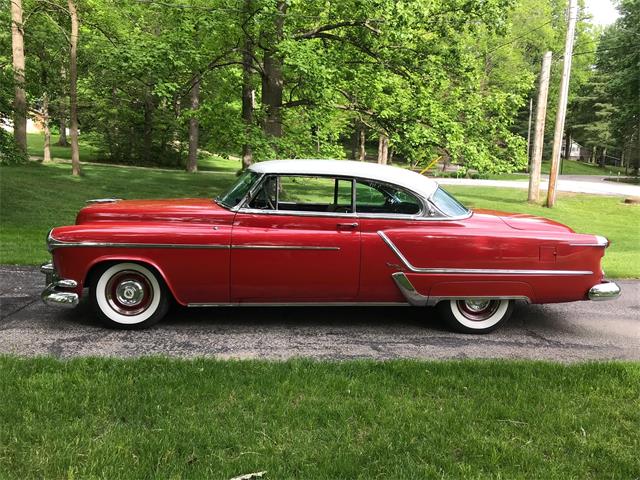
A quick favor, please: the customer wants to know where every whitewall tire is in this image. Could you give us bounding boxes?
[90,262,169,329]
[437,299,514,334]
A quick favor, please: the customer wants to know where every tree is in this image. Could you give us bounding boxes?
[11,0,27,153]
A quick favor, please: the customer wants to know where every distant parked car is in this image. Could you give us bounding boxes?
[42,160,620,333]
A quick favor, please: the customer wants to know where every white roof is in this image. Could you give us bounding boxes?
[249,160,439,199]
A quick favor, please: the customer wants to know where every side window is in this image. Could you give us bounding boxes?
[247,175,353,213]
[356,180,421,215]
[248,176,277,210]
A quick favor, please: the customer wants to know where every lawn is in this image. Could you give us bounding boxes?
[1,162,638,276]
[0,357,638,479]
[26,132,240,172]
[26,132,105,162]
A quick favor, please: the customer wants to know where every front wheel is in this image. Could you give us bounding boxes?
[90,262,169,329]
[437,299,514,334]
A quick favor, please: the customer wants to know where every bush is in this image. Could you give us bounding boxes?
[0,130,27,165]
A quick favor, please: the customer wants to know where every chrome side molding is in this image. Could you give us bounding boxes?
[187,301,408,307]
[391,272,531,307]
[378,231,593,276]
[391,272,428,306]
[569,235,609,248]
[588,281,621,301]
[86,198,122,204]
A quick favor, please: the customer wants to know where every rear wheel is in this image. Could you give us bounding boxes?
[437,299,513,334]
[90,262,169,329]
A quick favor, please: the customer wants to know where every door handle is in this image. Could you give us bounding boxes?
[337,222,359,230]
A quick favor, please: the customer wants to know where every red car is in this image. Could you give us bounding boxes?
[42,160,620,333]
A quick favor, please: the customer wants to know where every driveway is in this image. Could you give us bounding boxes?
[437,175,640,197]
[1,266,638,361]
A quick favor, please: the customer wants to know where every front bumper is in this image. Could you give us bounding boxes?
[588,281,621,301]
[41,262,79,308]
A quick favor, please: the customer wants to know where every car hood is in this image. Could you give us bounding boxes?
[75,198,233,224]
[473,209,574,233]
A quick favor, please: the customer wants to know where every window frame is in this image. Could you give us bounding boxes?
[236,172,472,221]
[354,179,424,218]
[240,174,358,217]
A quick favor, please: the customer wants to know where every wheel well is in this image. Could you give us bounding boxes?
[84,260,174,302]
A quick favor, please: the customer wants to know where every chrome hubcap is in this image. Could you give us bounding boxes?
[115,280,145,307]
[105,270,153,316]
[456,299,500,321]
[464,299,491,312]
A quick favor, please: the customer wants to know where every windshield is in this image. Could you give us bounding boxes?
[216,170,260,208]
[430,187,469,217]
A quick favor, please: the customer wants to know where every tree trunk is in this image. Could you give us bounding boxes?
[57,115,69,146]
[57,67,69,147]
[11,0,27,153]
[143,93,154,164]
[377,133,389,165]
[68,0,80,176]
[241,3,254,170]
[261,0,286,139]
[42,93,52,163]
[358,125,366,161]
[186,77,200,173]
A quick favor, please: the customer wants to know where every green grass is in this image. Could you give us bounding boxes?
[486,160,632,180]
[1,162,638,276]
[26,132,105,162]
[540,159,629,176]
[0,357,638,479]
[0,162,236,265]
[27,132,241,172]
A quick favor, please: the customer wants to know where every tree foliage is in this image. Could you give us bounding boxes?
[0,0,613,174]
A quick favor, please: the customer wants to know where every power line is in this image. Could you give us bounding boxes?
[485,19,554,54]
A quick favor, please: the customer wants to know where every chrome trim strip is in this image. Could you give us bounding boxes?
[48,236,230,251]
[232,245,340,251]
[570,235,609,248]
[86,198,122,204]
[188,301,408,307]
[55,279,78,288]
[391,272,428,306]
[378,231,593,276]
[392,272,531,306]
[238,207,357,218]
[48,235,338,252]
[588,281,621,301]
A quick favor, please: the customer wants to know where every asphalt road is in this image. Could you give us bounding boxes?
[438,175,640,197]
[1,265,638,361]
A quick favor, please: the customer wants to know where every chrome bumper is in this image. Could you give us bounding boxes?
[41,262,79,308]
[588,281,621,301]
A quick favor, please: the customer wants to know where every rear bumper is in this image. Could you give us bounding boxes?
[41,262,79,308]
[588,281,621,301]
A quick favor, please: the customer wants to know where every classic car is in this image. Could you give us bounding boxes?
[41,159,621,333]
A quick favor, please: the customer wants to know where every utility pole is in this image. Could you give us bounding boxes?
[526,98,533,170]
[528,51,552,203]
[546,0,578,207]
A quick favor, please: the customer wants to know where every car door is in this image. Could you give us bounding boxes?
[230,174,361,302]
[355,179,429,302]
